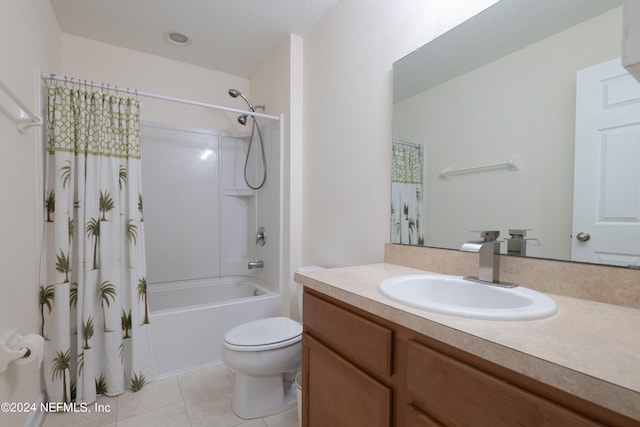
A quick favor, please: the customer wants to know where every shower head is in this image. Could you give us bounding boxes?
[228,88,255,112]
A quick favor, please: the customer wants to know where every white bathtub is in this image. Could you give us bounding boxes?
[149,276,281,377]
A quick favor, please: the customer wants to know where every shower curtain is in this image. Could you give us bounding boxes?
[391,139,424,245]
[41,85,154,404]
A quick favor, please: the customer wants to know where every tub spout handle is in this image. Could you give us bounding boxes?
[248,260,264,269]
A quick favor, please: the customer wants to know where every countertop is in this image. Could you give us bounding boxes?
[295,263,640,421]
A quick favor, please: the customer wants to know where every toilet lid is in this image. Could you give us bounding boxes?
[224,316,302,351]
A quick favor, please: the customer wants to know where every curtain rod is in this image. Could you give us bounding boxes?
[42,73,280,121]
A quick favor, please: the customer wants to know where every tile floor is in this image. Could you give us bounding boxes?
[42,363,299,427]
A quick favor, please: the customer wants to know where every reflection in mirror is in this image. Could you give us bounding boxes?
[391,0,640,267]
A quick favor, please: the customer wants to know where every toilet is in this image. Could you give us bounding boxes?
[222,266,324,419]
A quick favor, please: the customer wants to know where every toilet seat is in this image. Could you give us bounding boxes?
[223,316,302,352]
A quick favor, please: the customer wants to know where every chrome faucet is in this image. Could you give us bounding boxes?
[460,230,517,288]
[248,260,264,269]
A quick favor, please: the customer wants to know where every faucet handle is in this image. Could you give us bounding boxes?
[471,230,500,241]
[508,228,532,239]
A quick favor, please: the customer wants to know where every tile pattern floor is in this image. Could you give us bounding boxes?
[42,364,298,427]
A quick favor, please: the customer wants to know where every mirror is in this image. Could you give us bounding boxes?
[391,0,635,266]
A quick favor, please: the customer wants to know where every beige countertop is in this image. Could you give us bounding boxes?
[295,263,640,421]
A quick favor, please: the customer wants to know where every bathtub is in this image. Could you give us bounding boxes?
[149,276,281,377]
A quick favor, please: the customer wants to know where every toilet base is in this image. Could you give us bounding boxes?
[231,371,297,419]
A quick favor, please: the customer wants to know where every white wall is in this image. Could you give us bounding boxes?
[394,7,622,260]
[250,34,304,316]
[0,2,60,426]
[301,0,499,267]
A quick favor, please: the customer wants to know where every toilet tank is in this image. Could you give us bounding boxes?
[295,265,324,320]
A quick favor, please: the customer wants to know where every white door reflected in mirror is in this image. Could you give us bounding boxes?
[572,58,640,267]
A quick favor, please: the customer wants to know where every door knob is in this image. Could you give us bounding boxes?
[576,232,591,242]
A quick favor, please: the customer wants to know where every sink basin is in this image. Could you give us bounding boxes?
[379,274,557,321]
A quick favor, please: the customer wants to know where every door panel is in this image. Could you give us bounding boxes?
[572,58,640,266]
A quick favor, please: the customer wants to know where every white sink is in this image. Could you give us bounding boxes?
[379,274,557,321]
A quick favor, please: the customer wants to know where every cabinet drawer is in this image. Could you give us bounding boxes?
[303,291,393,377]
[406,340,602,427]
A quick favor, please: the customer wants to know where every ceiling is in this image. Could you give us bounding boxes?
[49,0,340,78]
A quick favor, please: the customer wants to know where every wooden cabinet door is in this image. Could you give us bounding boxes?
[405,404,444,427]
[303,333,392,427]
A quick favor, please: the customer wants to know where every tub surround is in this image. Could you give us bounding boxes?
[295,244,640,421]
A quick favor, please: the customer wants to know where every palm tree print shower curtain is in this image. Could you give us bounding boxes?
[41,85,154,404]
[391,139,425,245]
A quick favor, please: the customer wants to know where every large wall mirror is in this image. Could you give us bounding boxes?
[392,0,640,268]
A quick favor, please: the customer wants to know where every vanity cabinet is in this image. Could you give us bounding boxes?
[302,291,393,427]
[302,288,637,427]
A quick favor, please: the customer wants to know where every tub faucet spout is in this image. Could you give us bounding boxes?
[248,260,264,269]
